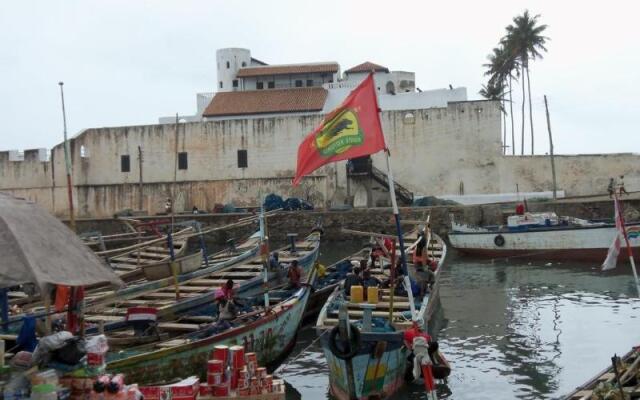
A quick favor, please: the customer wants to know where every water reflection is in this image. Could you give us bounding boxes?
[281,244,640,400]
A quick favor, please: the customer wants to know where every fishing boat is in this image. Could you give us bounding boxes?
[2,232,262,335]
[564,346,640,400]
[103,267,319,385]
[448,212,640,261]
[140,249,203,280]
[81,230,321,333]
[105,235,189,282]
[315,226,448,400]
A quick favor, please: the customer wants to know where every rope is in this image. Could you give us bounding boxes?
[275,329,328,375]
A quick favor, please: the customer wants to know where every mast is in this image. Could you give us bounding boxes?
[58,82,75,231]
[371,73,416,319]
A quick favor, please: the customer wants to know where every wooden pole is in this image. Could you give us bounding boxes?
[389,240,396,323]
[616,195,640,296]
[172,113,179,229]
[138,146,144,211]
[544,95,557,200]
[58,82,76,231]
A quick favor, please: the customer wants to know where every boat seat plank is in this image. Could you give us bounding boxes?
[156,339,190,348]
[328,309,412,319]
[136,252,169,259]
[141,292,200,299]
[209,272,261,278]
[347,301,411,308]
[157,322,201,332]
[111,258,155,265]
[321,318,413,330]
[170,286,211,292]
[85,315,124,322]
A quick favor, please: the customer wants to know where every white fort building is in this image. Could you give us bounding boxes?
[1,48,638,218]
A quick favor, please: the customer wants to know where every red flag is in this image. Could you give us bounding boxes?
[293,73,386,185]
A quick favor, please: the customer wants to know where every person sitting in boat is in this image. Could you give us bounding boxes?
[343,266,363,296]
[214,290,237,322]
[515,203,525,215]
[362,270,381,301]
[268,251,281,270]
[286,259,304,289]
[221,279,235,300]
[382,230,394,253]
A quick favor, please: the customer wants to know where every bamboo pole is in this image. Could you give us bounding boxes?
[58,82,75,232]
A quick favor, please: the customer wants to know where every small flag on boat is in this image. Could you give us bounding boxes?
[602,196,624,271]
[293,73,386,185]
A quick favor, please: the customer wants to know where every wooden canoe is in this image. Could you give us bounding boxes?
[564,347,640,400]
[103,267,319,385]
[3,232,263,334]
[316,226,448,400]
[82,231,322,334]
[141,250,203,281]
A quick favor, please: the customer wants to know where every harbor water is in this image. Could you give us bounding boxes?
[281,242,640,399]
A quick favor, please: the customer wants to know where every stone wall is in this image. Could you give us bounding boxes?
[71,199,640,244]
[2,100,639,218]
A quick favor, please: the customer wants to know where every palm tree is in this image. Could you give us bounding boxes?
[483,46,519,155]
[503,10,549,155]
[479,81,508,154]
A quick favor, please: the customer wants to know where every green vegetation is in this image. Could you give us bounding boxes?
[480,10,549,156]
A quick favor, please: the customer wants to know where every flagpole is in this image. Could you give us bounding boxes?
[370,72,416,318]
[616,195,640,296]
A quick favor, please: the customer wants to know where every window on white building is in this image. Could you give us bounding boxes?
[241,62,246,67]
[226,61,230,69]
[237,150,248,168]
[267,81,275,89]
[295,80,303,87]
[306,79,313,87]
[121,155,130,172]
[232,80,238,88]
[256,82,264,90]
[178,152,188,170]
[219,81,223,89]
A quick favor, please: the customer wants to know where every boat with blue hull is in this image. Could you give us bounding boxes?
[316,227,448,400]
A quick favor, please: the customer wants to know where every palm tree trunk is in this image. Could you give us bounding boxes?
[509,75,515,156]
[520,63,526,155]
[526,66,534,155]
[502,99,507,155]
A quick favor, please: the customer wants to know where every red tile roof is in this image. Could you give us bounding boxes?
[202,88,328,117]
[236,63,339,78]
[344,61,389,74]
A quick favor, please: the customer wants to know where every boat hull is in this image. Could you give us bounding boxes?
[107,286,311,384]
[319,331,407,400]
[141,250,204,281]
[449,223,640,261]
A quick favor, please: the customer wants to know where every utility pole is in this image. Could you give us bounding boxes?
[138,146,143,211]
[544,95,557,200]
[58,82,75,231]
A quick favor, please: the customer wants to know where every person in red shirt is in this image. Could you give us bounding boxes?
[221,279,234,300]
[286,260,303,289]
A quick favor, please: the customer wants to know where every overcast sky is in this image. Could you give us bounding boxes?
[2,0,638,155]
